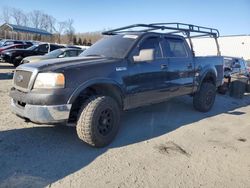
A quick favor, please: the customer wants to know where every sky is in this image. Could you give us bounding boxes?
[0,0,249,35]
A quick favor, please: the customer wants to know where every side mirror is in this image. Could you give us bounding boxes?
[133,49,154,62]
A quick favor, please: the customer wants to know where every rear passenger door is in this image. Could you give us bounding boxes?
[163,37,194,96]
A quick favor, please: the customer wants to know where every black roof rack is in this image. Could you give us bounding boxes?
[102,23,220,38]
[102,23,221,56]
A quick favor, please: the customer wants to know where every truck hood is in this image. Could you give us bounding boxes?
[18,56,119,72]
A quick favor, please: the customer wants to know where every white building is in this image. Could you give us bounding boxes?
[191,35,250,61]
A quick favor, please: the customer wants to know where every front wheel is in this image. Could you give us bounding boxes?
[193,83,216,112]
[76,95,120,147]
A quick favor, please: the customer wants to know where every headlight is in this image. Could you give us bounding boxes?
[33,73,65,89]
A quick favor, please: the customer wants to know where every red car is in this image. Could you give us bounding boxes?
[0,43,32,53]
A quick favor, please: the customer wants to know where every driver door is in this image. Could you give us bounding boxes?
[125,36,170,108]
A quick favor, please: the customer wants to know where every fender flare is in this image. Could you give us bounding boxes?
[197,68,217,91]
[67,78,125,104]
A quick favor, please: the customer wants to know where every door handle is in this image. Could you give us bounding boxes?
[161,64,168,70]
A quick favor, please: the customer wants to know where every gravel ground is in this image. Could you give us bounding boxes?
[0,62,250,188]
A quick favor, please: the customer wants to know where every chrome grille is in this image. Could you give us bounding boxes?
[14,70,33,89]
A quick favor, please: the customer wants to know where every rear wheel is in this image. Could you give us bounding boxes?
[76,95,120,147]
[193,83,216,112]
[229,80,246,99]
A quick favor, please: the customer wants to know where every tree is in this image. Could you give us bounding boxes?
[73,36,77,45]
[78,38,82,45]
[21,14,29,26]
[55,21,67,43]
[64,19,75,44]
[1,6,12,23]
[12,8,24,25]
[40,14,56,33]
[30,10,43,29]
[82,38,87,46]
[87,39,92,46]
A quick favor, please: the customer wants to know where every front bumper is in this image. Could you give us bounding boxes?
[11,99,72,124]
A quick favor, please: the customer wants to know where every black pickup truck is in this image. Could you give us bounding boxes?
[10,23,224,147]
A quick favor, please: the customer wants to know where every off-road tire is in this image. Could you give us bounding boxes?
[76,95,120,147]
[193,83,216,112]
[230,80,246,99]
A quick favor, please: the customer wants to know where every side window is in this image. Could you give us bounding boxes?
[136,37,162,60]
[65,50,78,57]
[50,45,60,51]
[38,44,49,53]
[165,38,188,58]
[14,41,23,44]
[16,45,23,49]
[4,41,14,46]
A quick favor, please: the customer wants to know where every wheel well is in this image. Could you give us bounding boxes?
[68,84,123,123]
[202,72,216,85]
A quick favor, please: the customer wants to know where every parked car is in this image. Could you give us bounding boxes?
[218,57,249,94]
[1,43,64,67]
[0,39,32,47]
[0,43,32,53]
[224,57,249,77]
[10,23,224,147]
[21,48,83,64]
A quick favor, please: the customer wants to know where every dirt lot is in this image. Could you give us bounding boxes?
[0,62,250,188]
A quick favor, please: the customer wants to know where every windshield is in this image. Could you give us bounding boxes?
[45,49,63,58]
[26,45,38,51]
[80,34,138,59]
